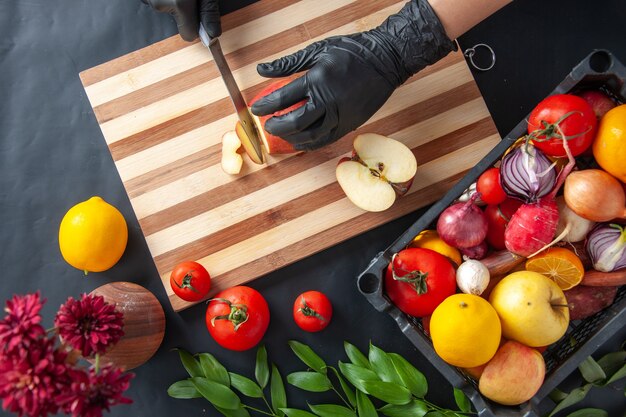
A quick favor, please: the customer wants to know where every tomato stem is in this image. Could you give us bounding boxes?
[391,253,429,294]
[174,272,200,293]
[298,300,326,322]
[209,298,249,331]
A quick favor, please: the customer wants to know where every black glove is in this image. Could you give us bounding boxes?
[250,0,456,151]
[141,0,221,41]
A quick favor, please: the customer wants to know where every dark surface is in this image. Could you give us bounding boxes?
[0,1,624,417]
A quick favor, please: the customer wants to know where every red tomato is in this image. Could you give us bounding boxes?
[205,286,270,351]
[384,248,456,318]
[484,198,523,250]
[169,261,211,302]
[528,94,597,157]
[293,291,333,332]
[477,167,507,205]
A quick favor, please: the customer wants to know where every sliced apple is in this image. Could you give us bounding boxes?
[235,121,264,164]
[336,133,417,212]
[221,130,243,175]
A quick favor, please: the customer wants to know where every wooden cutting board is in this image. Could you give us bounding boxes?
[80,0,499,312]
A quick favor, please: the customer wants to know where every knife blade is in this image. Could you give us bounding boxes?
[199,25,265,165]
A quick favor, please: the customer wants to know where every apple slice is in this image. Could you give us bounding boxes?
[235,121,264,164]
[221,130,243,175]
[336,133,417,212]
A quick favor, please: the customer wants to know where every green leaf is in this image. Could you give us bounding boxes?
[280,409,318,417]
[176,349,203,378]
[548,384,592,417]
[339,362,380,392]
[389,353,428,398]
[167,379,201,399]
[596,351,626,378]
[215,405,251,417]
[356,391,377,417]
[288,341,327,374]
[287,372,332,393]
[328,366,356,407]
[229,372,263,398]
[453,388,471,413]
[565,408,608,417]
[199,353,230,386]
[424,412,445,417]
[271,364,287,417]
[360,380,412,405]
[191,377,241,410]
[605,363,626,385]
[379,400,429,417]
[308,403,357,417]
[256,345,270,389]
[578,356,606,384]
[344,342,370,369]
[368,343,402,385]
[549,388,569,403]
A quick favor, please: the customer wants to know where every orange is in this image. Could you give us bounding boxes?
[59,196,128,273]
[525,247,584,290]
[593,104,626,183]
[430,294,501,368]
[410,230,462,266]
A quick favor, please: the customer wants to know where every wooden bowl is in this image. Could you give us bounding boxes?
[89,281,166,370]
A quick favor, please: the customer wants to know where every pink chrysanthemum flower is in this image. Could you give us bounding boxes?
[58,365,133,417]
[0,336,69,417]
[54,294,124,357]
[0,292,46,354]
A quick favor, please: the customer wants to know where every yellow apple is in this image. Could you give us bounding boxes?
[479,340,545,405]
[488,271,569,347]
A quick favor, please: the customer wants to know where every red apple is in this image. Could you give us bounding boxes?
[579,90,616,119]
[336,133,417,212]
[249,78,307,155]
[478,340,545,405]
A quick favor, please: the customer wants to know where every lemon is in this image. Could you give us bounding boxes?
[430,294,501,368]
[410,230,462,266]
[59,196,128,273]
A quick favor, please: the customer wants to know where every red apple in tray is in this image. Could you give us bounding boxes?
[336,133,417,212]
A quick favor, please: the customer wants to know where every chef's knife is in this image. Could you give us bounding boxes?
[199,24,265,165]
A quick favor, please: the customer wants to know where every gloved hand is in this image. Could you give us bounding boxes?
[251,0,457,151]
[141,0,221,41]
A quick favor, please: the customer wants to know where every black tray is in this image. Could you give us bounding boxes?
[357,50,626,417]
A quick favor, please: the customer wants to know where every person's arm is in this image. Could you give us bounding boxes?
[251,0,513,151]
[429,0,512,40]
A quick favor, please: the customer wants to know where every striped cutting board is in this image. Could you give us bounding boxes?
[80,0,500,312]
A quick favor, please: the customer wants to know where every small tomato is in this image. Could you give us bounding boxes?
[293,291,333,332]
[170,261,211,302]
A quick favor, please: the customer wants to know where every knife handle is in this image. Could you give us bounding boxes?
[145,0,199,42]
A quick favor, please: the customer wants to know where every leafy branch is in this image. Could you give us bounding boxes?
[167,341,474,417]
[547,341,626,417]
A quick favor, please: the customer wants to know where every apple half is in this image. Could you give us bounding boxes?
[336,133,417,212]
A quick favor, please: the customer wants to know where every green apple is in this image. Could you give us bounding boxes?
[488,271,569,347]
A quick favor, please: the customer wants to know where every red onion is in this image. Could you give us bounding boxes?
[585,223,626,272]
[461,241,488,260]
[500,144,557,202]
[437,194,488,249]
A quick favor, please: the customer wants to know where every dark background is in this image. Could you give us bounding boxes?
[1,0,625,416]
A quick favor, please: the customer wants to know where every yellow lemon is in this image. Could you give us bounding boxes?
[410,230,462,266]
[430,294,501,368]
[593,104,626,183]
[59,196,128,273]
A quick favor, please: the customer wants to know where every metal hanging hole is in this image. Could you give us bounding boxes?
[464,43,496,72]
